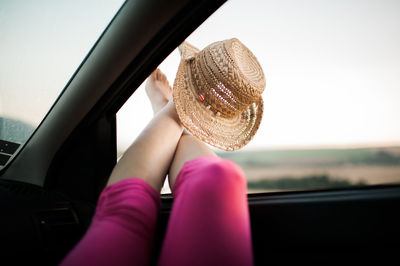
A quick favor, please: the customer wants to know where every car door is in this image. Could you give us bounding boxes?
[1,0,399,265]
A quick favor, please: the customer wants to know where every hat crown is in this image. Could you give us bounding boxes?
[173,38,265,151]
[189,38,265,118]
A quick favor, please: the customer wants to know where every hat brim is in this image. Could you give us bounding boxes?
[173,42,264,151]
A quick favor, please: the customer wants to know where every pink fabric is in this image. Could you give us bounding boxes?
[60,178,161,266]
[159,156,253,266]
[60,156,253,266]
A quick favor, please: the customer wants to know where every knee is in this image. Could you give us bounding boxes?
[195,159,247,192]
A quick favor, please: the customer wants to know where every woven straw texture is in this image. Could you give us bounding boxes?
[173,38,265,151]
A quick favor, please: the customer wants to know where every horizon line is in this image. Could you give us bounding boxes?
[216,141,400,153]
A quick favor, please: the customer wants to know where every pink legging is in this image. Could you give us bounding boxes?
[60,156,253,266]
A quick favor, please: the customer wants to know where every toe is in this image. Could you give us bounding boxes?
[156,68,165,81]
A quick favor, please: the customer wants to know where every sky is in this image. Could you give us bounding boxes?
[0,0,124,126]
[118,0,400,152]
[1,0,400,152]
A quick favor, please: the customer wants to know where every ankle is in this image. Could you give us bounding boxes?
[162,100,182,126]
[151,98,168,114]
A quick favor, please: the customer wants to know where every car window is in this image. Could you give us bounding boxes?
[0,0,125,168]
[117,0,400,194]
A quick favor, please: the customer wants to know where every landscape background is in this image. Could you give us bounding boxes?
[217,146,400,193]
[114,0,400,195]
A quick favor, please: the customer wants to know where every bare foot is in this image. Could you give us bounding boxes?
[145,68,172,114]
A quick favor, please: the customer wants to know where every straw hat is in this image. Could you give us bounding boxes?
[173,38,265,151]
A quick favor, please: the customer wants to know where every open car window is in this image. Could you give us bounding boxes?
[0,0,125,169]
[118,0,400,194]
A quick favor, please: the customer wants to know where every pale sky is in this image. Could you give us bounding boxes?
[0,0,124,125]
[1,0,400,152]
[118,0,400,152]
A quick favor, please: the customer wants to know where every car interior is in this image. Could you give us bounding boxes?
[1,0,399,265]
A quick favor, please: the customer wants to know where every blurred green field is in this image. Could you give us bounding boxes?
[218,146,400,192]
[247,175,367,191]
[218,146,400,167]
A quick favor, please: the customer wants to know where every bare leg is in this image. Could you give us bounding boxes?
[168,134,217,190]
[108,69,183,193]
[62,69,179,266]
